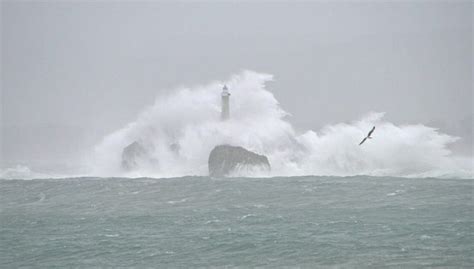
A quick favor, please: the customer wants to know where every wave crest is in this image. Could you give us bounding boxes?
[91,71,472,178]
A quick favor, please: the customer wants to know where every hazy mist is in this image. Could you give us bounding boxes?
[1,1,472,172]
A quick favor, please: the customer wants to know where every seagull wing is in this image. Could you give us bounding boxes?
[359,137,368,145]
[368,126,375,137]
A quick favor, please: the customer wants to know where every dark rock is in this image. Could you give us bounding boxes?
[121,141,148,170]
[208,145,270,177]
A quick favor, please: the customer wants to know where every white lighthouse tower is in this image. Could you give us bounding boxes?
[221,85,230,120]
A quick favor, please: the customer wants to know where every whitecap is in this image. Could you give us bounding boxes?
[240,214,256,220]
[167,198,188,204]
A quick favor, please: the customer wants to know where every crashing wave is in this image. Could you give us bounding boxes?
[91,71,472,179]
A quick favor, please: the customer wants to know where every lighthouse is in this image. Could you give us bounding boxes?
[221,85,230,120]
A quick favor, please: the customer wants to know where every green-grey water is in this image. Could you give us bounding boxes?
[1,176,472,268]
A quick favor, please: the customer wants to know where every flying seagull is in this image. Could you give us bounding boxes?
[359,126,375,145]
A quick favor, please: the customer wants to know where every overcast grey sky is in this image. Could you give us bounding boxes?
[1,1,472,169]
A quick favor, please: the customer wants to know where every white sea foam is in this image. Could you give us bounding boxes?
[0,165,58,180]
[88,71,472,179]
[0,165,35,179]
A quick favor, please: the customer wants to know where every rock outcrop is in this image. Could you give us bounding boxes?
[121,141,148,170]
[208,145,270,177]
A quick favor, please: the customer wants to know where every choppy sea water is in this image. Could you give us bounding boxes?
[0,176,472,268]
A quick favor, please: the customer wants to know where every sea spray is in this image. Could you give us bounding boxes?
[90,71,471,178]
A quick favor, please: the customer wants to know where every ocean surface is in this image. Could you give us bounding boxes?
[1,176,472,268]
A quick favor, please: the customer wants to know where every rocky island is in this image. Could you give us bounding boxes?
[208,145,271,177]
